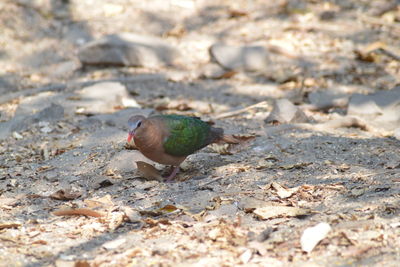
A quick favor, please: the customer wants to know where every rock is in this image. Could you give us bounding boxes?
[33,103,64,122]
[204,204,238,221]
[265,99,309,124]
[237,197,271,212]
[319,11,336,21]
[82,128,126,149]
[394,128,400,140]
[199,63,235,79]
[91,107,153,130]
[44,61,80,79]
[74,82,140,114]
[347,86,400,131]
[210,43,269,72]
[308,91,349,110]
[78,33,178,68]
[107,150,152,173]
[0,101,64,140]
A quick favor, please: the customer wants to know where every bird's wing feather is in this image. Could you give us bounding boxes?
[161,115,211,157]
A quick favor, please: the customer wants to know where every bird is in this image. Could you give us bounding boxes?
[127,114,239,181]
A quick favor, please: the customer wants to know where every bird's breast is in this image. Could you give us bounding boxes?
[134,133,185,166]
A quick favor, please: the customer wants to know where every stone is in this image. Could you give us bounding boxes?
[107,150,152,173]
[199,63,232,79]
[210,43,270,72]
[91,107,153,130]
[265,99,309,124]
[74,82,140,114]
[33,103,64,122]
[394,128,400,141]
[0,100,64,140]
[78,33,178,68]
[204,204,238,221]
[347,86,400,131]
[308,91,349,110]
[319,11,336,21]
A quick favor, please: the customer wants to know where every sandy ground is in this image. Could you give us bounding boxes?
[1,0,400,266]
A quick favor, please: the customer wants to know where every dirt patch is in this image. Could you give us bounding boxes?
[1,0,400,266]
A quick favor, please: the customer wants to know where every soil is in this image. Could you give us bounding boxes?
[1,0,400,266]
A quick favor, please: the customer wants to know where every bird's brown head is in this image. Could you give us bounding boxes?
[127,115,147,143]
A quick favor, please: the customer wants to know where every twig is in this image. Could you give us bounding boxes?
[214,101,269,119]
[199,177,223,187]
[79,152,99,166]
[378,47,400,61]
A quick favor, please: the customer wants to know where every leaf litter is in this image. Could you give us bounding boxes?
[1,0,400,266]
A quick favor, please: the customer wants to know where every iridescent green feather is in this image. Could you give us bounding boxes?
[159,115,212,157]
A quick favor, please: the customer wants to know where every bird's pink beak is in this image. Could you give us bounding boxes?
[127,133,134,143]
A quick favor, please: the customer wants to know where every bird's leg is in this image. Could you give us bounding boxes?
[165,166,180,182]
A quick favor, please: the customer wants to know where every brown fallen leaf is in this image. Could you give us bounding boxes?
[31,240,48,245]
[271,182,299,199]
[159,204,179,213]
[228,9,248,18]
[144,218,171,227]
[210,134,256,155]
[280,162,311,170]
[53,208,103,218]
[50,189,82,200]
[213,70,238,79]
[253,205,312,220]
[139,205,181,218]
[84,194,115,209]
[0,222,22,230]
[136,161,163,181]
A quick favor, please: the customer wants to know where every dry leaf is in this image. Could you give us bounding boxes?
[75,261,91,267]
[36,165,55,172]
[31,240,48,245]
[155,99,191,111]
[136,161,163,181]
[107,212,125,231]
[210,134,256,155]
[122,207,142,222]
[0,222,21,230]
[159,204,179,213]
[256,159,275,169]
[300,223,331,253]
[84,194,114,209]
[139,205,180,218]
[213,70,237,79]
[53,208,103,218]
[253,205,311,219]
[229,9,248,18]
[280,162,311,170]
[271,182,299,199]
[50,189,82,200]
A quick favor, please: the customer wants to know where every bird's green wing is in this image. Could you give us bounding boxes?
[161,115,211,157]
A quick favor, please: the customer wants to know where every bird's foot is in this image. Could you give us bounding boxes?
[164,166,180,182]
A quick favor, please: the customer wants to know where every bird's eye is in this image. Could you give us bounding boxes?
[137,121,142,128]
